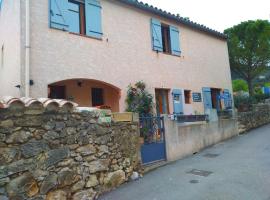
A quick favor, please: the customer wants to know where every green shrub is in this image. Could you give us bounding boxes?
[232,79,248,92]
[264,82,270,87]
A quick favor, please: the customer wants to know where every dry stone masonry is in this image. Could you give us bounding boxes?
[238,103,270,134]
[0,98,140,200]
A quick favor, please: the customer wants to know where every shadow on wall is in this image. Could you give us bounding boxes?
[48,79,121,112]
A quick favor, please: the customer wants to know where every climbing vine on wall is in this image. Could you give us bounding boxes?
[126,81,154,116]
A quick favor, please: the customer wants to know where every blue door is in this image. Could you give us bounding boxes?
[140,116,166,165]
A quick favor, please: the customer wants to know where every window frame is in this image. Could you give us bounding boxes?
[68,0,86,35]
[161,24,171,54]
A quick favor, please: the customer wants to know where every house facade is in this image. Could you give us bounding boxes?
[0,0,233,115]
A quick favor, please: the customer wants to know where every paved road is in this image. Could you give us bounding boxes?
[100,124,270,200]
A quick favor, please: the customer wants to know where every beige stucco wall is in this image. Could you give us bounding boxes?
[0,0,21,97]
[21,0,232,113]
[164,118,239,162]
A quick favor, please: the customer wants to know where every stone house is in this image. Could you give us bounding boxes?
[0,0,233,116]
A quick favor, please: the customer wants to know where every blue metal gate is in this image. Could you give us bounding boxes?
[140,116,166,165]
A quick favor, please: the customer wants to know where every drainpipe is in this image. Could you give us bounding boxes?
[25,0,30,97]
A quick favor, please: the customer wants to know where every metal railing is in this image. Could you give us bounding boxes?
[176,115,209,123]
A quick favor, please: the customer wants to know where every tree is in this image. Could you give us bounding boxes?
[224,20,270,96]
[232,79,248,92]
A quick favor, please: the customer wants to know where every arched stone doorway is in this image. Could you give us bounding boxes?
[48,79,120,112]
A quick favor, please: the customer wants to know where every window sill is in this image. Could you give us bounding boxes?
[154,51,181,58]
[69,32,103,41]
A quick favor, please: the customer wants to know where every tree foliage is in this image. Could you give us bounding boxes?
[224,20,270,96]
[232,79,248,92]
[126,81,154,116]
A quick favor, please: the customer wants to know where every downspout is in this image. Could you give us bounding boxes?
[25,0,30,97]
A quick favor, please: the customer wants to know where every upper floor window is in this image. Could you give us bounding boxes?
[68,0,85,35]
[49,0,102,39]
[161,24,171,54]
[151,18,181,56]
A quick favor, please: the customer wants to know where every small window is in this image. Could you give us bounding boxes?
[184,90,191,104]
[155,89,170,114]
[68,0,86,35]
[161,24,171,54]
[92,88,104,107]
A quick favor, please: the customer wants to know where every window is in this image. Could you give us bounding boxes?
[155,89,169,114]
[68,0,86,35]
[161,24,171,54]
[151,18,181,56]
[92,88,104,107]
[48,85,66,99]
[49,0,103,39]
[184,90,191,104]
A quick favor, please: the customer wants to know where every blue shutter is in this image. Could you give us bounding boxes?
[224,89,232,109]
[49,0,69,31]
[172,89,184,115]
[0,0,3,10]
[202,87,212,110]
[151,18,163,52]
[170,26,181,56]
[67,2,80,34]
[85,0,103,38]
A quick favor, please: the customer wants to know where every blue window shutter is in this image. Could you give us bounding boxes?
[224,89,232,109]
[0,0,3,10]
[67,2,80,34]
[49,0,69,31]
[172,89,184,115]
[151,18,163,52]
[85,0,103,38]
[202,87,212,110]
[170,26,181,56]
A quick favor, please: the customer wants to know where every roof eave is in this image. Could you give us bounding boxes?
[118,0,227,40]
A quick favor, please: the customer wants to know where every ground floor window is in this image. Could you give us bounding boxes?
[48,85,66,99]
[155,89,170,114]
[184,90,192,104]
[91,88,104,107]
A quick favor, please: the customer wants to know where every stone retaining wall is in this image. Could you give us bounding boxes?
[238,103,270,134]
[0,107,140,200]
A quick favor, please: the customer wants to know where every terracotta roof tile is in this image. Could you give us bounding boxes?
[0,96,78,111]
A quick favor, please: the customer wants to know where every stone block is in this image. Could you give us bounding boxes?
[21,140,50,158]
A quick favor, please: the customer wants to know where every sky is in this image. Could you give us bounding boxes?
[141,0,270,32]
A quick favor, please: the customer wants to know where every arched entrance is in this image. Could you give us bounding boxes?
[48,79,120,112]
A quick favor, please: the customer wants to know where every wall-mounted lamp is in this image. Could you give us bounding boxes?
[15,85,21,89]
[30,80,34,86]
